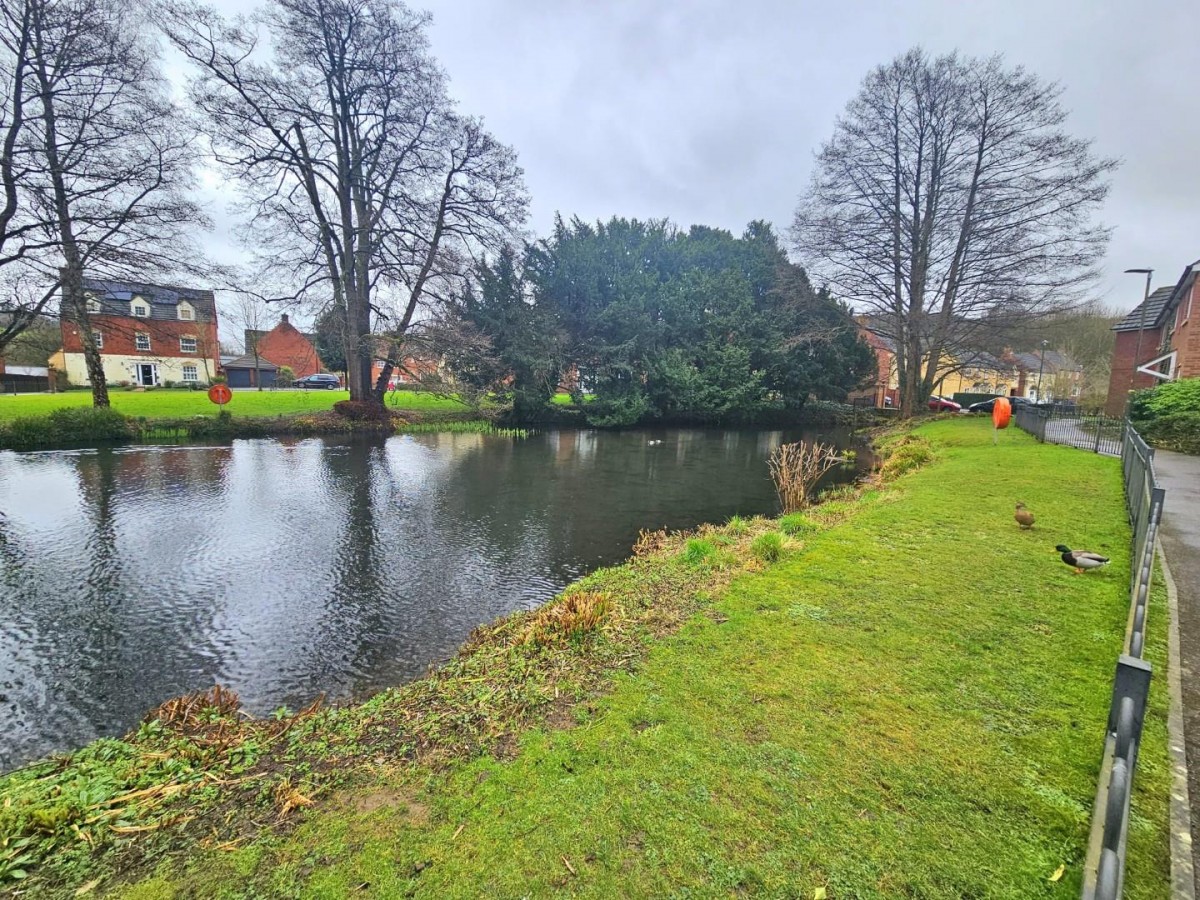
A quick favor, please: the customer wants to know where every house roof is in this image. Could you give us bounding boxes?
[81,277,216,322]
[1160,259,1200,325]
[245,318,317,346]
[957,350,1010,372]
[222,354,278,371]
[1113,286,1174,332]
[1010,350,1080,373]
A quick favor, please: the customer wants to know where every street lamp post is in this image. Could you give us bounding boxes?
[1036,339,1048,402]
[1124,268,1153,396]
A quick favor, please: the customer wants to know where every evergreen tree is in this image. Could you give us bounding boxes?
[448,217,875,426]
[452,247,562,421]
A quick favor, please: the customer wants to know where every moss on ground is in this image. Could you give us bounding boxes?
[0,419,1171,898]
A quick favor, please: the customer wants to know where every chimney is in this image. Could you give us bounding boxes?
[281,313,289,325]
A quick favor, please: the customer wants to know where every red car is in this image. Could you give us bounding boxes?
[928,395,962,412]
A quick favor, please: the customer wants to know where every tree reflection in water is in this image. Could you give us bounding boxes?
[0,427,864,769]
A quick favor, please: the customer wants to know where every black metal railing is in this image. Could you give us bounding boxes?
[1013,404,1125,456]
[1017,406,1166,898]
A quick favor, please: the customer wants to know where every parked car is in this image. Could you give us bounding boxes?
[966,396,1030,414]
[928,395,962,412]
[293,373,342,390]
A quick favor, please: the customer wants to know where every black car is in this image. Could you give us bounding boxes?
[293,373,342,390]
[967,396,1029,414]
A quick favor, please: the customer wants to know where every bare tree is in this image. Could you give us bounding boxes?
[162,0,527,408]
[792,49,1116,416]
[18,0,204,407]
[0,0,66,354]
[224,289,272,389]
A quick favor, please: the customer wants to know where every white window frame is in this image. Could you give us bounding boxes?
[132,304,149,318]
[179,335,197,353]
[181,364,198,383]
[177,304,194,321]
[92,329,103,349]
[135,332,151,351]
[86,297,101,314]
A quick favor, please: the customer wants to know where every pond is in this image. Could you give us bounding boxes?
[0,427,865,770]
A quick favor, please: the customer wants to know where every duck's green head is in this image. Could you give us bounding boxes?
[1055,544,1071,553]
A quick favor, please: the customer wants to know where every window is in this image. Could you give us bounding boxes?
[92,330,103,349]
[182,364,198,383]
[133,304,149,317]
[177,305,194,321]
[86,296,101,314]
[135,333,150,351]
[1178,290,1193,330]
[179,336,197,353]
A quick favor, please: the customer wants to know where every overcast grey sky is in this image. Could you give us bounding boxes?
[200,0,1198,315]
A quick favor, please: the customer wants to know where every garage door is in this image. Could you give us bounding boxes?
[226,369,251,388]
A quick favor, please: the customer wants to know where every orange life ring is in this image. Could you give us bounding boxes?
[992,396,1011,429]
[208,383,232,406]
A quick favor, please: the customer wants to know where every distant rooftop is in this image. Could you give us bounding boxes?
[80,277,216,322]
[223,354,278,370]
[1010,350,1080,373]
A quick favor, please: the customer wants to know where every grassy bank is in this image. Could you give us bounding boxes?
[0,419,1170,898]
[0,389,467,422]
[0,392,486,449]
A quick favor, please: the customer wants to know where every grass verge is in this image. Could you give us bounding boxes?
[0,392,484,450]
[0,419,1170,898]
[0,389,466,422]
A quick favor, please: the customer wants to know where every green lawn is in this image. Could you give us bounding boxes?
[96,419,1169,899]
[0,389,465,420]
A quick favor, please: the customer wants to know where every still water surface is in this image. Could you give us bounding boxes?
[0,427,858,769]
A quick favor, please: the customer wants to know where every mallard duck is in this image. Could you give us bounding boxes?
[1014,503,1035,529]
[1056,545,1110,574]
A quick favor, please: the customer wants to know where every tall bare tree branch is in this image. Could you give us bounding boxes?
[161,0,527,406]
[793,48,1116,415]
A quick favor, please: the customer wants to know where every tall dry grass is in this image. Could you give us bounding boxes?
[768,440,845,513]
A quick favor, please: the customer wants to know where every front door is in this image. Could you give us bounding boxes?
[138,364,157,386]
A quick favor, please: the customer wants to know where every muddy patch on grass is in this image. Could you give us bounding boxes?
[342,785,430,823]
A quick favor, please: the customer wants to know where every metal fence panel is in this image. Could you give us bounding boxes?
[1,378,50,394]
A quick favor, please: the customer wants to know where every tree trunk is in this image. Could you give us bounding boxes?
[31,3,108,407]
[63,267,109,407]
[344,287,374,404]
[899,333,923,418]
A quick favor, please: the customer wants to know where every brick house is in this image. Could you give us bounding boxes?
[371,354,442,390]
[50,278,219,387]
[244,313,322,379]
[1106,260,1200,415]
[848,319,898,407]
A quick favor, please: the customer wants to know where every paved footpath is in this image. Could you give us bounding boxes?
[1155,449,1200,896]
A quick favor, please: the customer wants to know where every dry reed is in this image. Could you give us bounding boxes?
[768,440,846,513]
[522,592,609,645]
